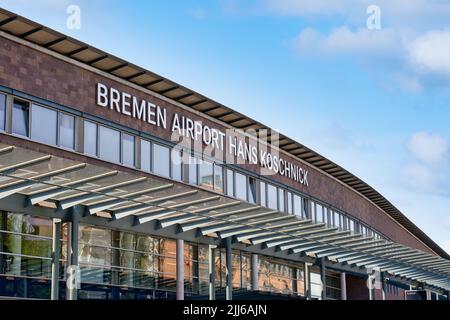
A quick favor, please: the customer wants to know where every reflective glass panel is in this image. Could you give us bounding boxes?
[235,172,247,201]
[278,188,285,212]
[260,181,266,207]
[12,100,29,137]
[99,125,120,163]
[214,164,223,192]
[171,149,183,181]
[287,192,293,214]
[199,159,213,189]
[226,169,234,197]
[153,144,170,178]
[31,105,57,145]
[248,177,257,204]
[188,155,197,184]
[267,184,277,210]
[59,113,75,149]
[121,133,135,166]
[0,94,5,131]
[84,120,97,156]
[293,194,302,216]
[140,139,151,172]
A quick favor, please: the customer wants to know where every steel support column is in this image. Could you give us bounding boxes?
[304,262,311,300]
[51,219,61,300]
[176,239,185,300]
[66,207,80,300]
[251,253,259,291]
[340,272,347,300]
[368,273,374,301]
[225,237,233,300]
[320,258,326,300]
[209,245,216,300]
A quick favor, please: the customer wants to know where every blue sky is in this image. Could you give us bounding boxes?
[2,0,450,252]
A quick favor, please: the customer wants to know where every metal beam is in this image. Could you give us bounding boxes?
[178,207,260,232]
[157,200,242,228]
[58,177,147,210]
[137,196,221,224]
[113,190,199,220]
[0,163,86,200]
[199,210,278,235]
[27,171,118,205]
[218,216,296,239]
[0,155,51,173]
[234,219,312,242]
[250,223,327,245]
[86,184,173,214]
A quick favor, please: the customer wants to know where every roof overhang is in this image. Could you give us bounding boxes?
[0,142,449,291]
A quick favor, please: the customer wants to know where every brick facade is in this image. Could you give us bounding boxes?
[0,34,434,254]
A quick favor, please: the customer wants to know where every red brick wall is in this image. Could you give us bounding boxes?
[0,34,435,254]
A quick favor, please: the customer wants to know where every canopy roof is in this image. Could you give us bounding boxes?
[0,7,448,259]
[0,143,449,291]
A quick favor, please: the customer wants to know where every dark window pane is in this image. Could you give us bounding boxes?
[12,100,29,137]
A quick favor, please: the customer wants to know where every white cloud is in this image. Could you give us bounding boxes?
[292,26,400,58]
[408,30,450,77]
[407,131,448,164]
[403,163,436,190]
[262,0,450,90]
[403,132,450,195]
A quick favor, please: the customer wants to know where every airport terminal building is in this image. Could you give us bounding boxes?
[0,9,449,300]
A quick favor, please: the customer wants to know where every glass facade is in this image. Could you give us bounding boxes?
[258,256,304,296]
[0,212,52,299]
[0,212,218,300]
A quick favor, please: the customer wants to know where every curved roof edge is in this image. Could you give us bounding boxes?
[0,7,448,259]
